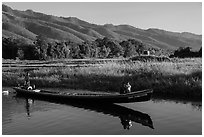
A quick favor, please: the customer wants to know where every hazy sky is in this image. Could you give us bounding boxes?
[3,2,202,34]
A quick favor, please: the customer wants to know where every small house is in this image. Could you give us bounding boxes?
[143,50,150,55]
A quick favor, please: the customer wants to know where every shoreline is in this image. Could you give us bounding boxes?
[2,58,202,101]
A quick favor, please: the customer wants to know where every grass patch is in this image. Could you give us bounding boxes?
[2,58,202,100]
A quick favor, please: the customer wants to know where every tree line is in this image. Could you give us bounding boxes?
[3,35,201,60]
[2,35,153,60]
[170,47,202,58]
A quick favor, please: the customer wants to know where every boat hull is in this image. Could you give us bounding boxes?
[13,87,153,103]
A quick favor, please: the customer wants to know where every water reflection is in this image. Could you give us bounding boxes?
[19,96,154,130]
[152,98,202,111]
[120,116,132,130]
[25,99,34,119]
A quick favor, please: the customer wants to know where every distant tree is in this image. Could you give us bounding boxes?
[98,45,111,58]
[34,35,49,60]
[106,41,124,57]
[23,45,39,60]
[173,47,191,58]
[88,42,98,58]
[69,43,81,59]
[59,42,70,58]
[46,41,71,59]
[47,42,55,58]
[95,37,124,58]
[79,42,91,58]
[136,43,146,56]
[63,43,70,58]
[120,40,136,57]
[2,37,18,59]
[2,37,39,60]
[55,42,65,58]
[170,46,202,58]
[17,48,24,60]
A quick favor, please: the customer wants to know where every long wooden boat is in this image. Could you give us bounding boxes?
[13,87,153,103]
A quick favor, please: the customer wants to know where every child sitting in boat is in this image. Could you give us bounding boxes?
[120,82,131,94]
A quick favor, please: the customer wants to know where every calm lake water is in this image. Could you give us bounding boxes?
[2,87,202,135]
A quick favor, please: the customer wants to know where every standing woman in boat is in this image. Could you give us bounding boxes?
[24,72,34,90]
[24,72,30,86]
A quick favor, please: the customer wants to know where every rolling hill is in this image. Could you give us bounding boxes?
[2,4,202,50]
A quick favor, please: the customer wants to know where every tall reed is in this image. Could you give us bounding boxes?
[2,58,202,100]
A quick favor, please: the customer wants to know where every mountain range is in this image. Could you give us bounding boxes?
[2,4,202,51]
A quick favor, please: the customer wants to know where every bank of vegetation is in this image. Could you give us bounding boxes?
[170,47,202,58]
[2,36,168,60]
[2,58,202,101]
[2,34,202,101]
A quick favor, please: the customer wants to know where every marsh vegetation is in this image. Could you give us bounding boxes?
[2,58,202,100]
